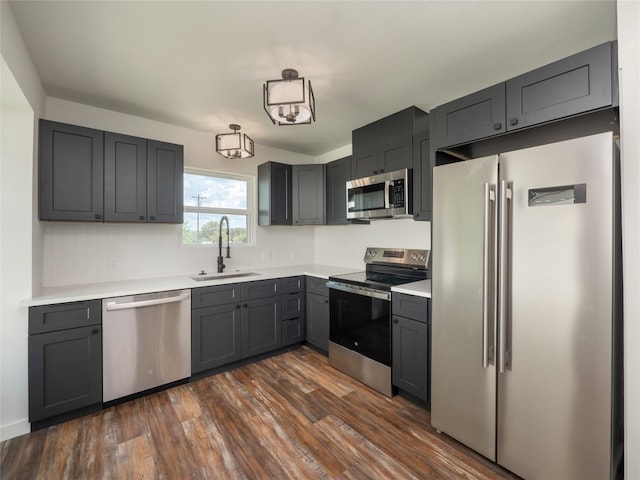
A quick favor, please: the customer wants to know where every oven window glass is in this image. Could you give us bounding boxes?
[347,184,385,213]
[329,288,391,366]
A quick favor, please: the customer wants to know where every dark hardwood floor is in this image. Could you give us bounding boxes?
[1,346,520,479]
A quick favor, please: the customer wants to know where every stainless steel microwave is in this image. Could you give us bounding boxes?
[346,168,413,220]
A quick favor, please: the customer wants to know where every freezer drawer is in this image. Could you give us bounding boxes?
[102,290,191,402]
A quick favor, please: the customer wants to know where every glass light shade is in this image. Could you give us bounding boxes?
[263,70,315,125]
[215,126,254,159]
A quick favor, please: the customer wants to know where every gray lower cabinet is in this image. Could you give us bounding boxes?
[391,293,430,404]
[306,276,330,353]
[242,296,281,357]
[192,278,287,374]
[28,300,102,423]
[191,302,242,373]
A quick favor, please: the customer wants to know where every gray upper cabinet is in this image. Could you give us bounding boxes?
[325,156,351,225]
[412,131,432,221]
[292,164,325,225]
[431,83,506,150]
[104,132,147,222]
[146,140,184,223]
[505,41,615,131]
[40,119,184,224]
[351,107,428,179]
[258,161,292,225]
[431,41,617,150]
[39,120,104,221]
[105,134,183,223]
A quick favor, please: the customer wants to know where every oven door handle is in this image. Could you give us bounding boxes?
[326,281,391,301]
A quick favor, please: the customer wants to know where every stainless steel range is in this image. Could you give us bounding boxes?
[327,247,430,396]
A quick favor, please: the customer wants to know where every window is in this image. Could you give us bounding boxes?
[182,169,252,246]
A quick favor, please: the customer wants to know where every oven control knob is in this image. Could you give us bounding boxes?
[354,341,359,347]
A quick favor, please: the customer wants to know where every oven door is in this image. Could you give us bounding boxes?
[327,281,391,366]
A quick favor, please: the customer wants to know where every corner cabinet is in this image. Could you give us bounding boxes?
[39,119,184,223]
[28,300,103,425]
[431,41,617,150]
[292,164,325,225]
[391,293,430,405]
[351,106,429,179]
[258,161,292,225]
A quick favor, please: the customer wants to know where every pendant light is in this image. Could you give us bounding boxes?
[263,68,315,125]
[215,124,254,159]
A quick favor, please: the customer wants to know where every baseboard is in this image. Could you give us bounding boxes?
[0,418,30,442]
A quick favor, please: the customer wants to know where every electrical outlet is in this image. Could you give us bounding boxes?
[109,256,119,269]
[261,250,272,261]
[289,250,295,260]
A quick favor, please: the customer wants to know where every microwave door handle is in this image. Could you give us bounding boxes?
[385,180,392,209]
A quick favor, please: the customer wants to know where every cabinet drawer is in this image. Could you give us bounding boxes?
[391,293,428,322]
[281,275,305,294]
[241,278,281,301]
[29,300,102,334]
[306,276,329,297]
[192,284,240,309]
[282,317,305,347]
[282,292,305,320]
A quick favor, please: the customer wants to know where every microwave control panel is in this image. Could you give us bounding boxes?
[390,179,405,206]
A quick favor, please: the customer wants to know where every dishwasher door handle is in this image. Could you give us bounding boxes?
[105,292,190,311]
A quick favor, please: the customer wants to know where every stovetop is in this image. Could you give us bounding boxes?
[329,247,430,291]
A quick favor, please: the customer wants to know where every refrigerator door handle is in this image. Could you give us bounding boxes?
[482,183,496,367]
[498,180,512,373]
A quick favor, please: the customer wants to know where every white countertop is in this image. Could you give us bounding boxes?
[391,279,431,298]
[25,264,360,307]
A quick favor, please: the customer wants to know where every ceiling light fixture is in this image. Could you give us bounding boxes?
[263,68,315,125]
[215,124,254,159]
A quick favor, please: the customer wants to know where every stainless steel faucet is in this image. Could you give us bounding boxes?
[217,216,230,273]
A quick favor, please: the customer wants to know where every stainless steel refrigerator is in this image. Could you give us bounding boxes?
[431,131,623,480]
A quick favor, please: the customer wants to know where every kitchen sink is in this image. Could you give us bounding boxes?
[191,272,261,282]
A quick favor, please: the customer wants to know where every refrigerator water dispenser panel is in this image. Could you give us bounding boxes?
[528,183,586,206]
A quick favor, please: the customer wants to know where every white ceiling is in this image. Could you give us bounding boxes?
[8,0,617,157]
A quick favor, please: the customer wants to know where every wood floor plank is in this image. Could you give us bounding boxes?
[0,346,518,479]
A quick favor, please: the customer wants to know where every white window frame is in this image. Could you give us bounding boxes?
[182,167,255,247]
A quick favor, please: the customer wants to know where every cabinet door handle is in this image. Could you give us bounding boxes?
[324,299,329,304]
[509,118,518,126]
[149,215,156,221]
[139,215,145,221]
[493,122,502,130]
[243,304,248,308]
[393,319,399,324]
[95,214,102,220]
[236,304,241,309]
[92,328,100,335]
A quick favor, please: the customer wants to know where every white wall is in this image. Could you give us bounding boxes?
[0,1,46,441]
[617,1,640,478]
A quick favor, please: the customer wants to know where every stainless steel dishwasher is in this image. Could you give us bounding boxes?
[102,289,191,402]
